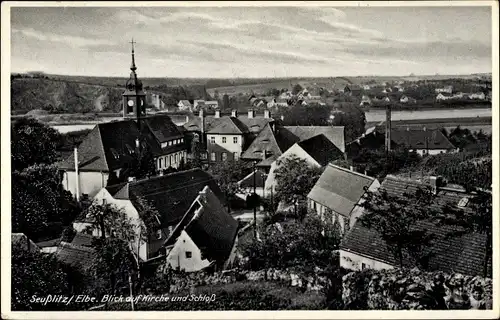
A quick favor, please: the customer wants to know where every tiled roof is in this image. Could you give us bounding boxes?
[340,175,491,277]
[241,124,296,160]
[112,169,225,228]
[307,164,376,217]
[179,100,191,106]
[142,114,183,143]
[55,242,96,271]
[297,134,345,166]
[238,170,266,188]
[283,126,345,152]
[375,126,456,150]
[35,238,61,248]
[165,186,238,266]
[184,114,273,135]
[207,117,249,135]
[71,232,96,248]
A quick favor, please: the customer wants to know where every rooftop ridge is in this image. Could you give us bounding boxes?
[328,163,376,181]
[130,168,203,186]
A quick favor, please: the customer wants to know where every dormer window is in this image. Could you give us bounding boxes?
[458,197,469,208]
[110,148,120,160]
[168,141,172,146]
[125,144,134,154]
[156,229,162,240]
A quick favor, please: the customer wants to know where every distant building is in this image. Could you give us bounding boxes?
[400,95,417,104]
[178,100,192,111]
[468,92,486,100]
[307,164,380,235]
[435,86,453,94]
[340,175,492,277]
[360,95,372,106]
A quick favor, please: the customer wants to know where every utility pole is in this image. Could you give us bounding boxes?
[253,161,257,239]
[128,273,135,311]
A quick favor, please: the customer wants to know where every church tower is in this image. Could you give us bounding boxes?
[122,39,146,123]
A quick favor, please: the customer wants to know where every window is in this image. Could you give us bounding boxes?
[211,152,216,161]
[110,148,119,160]
[159,158,163,169]
[156,230,162,240]
[102,199,107,205]
[185,251,192,259]
[222,152,227,161]
[233,152,239,160]
[361,263,367,270]
[222,137,227,143]
[201,153,207,160]
[210,136,215,144]
[181,138,184,143]
[168,226,173,236]
[233,137,238,144]
[168,141,172,146]
[125,144,134,154]
[458,197,469,208]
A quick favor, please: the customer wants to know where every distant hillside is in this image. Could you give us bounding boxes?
[10,77,211,115]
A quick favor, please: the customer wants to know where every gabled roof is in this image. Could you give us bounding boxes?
[183,114,273,135]
[109,169,225,228]
[71,232,96,247]
[297,134,345,166]
[283,126,345,152]
[340,175,492,277]
[307,164,376,216]
[206,116,249,135]
[241,124,296,160]
[165,186,238,265]
[179,100,191,106]
[376,126,456,150]
[142,114,183,143]
[55,242,95,271]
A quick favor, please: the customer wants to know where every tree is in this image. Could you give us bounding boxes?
[12,164,80,241]
[189,133,203,169]
[357,187,439,269]
[210,160,252,200]
[330,105,366,142]
[292,83,303,95]
[280,104,330,126]
[11,243,71,311]
[127,137,156,180]
[222,94,230,110]
[273,155,323,205]
[448,126,477,151]
[435,190,492,277]
[11,117,62,171]
[84,203,136,241]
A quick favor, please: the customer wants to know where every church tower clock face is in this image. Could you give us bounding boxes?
[128,100,134,107]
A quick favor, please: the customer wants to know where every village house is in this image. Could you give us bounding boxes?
[339,175,492,277]
[163,186,239,272]
[435,85,453,94]
[74,169,226,262]
[468,92,486,100]
[264,134,345,195]
[307,164,380,235]
[436,92,453,101]
[400,95,417,104]
[359,95,372,106]
[183,109,275,165]
[177,100,193,111]
[346,126,458,157]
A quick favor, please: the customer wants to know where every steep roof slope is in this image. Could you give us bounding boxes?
[297,134,344,166]
[284,125,345,152]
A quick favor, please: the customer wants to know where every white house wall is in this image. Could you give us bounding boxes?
[264,144,320,196]
[156,151,188,171]
[207,134,244,154]
[340,250,394,271]
[63,171,109,198]
[166,230,211,272]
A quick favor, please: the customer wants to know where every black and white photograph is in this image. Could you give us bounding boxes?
[1,1,498,318]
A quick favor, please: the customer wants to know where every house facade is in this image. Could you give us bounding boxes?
[178,100,192,111]
[307,164,380,235]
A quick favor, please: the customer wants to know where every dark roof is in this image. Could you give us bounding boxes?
[340,175,492,277]
[207,116,249,135]
[35,238,61,248]
[59,117,188,172]
[297,134,345,166]
[238,170,266,188]
[183,114,273,135]
[165,186,238,265]
[283,126,345,152]
[307,164,376,216]
[110,169,225,228]
[376,126,456,150]
[71,232,96,248]
[241,124,296,160]
[12,233,39,252]
[142,114,183,143]
[55,242,95,271]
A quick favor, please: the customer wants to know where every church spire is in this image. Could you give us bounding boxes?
[130,38,137,72]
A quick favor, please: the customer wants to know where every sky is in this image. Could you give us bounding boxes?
[10,5,493,78]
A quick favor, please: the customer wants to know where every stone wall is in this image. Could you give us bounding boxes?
[342,267,492,310]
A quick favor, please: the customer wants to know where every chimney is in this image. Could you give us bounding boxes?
[349,166,354,171]
[199,109,205,144]
[128,176,136,182]
[429,176,443,194]
[135,138,140,148]
[262,150,267,160]
[264,110,271,119]
[385,104,392,152]
[280,115,284,121]
[185,115,189,124]
[231,109,238,117]
[215,109,221,118]
[74,147,80,202]
[248,109,255,119]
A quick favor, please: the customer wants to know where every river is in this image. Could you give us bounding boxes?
[51,108,492,134]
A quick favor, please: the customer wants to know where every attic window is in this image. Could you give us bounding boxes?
[262,139,270,143]
[110,148,120,159]
[185,251,192,259]
[458,197,469,208]
[156,229,162,240]
[125,144,134,154]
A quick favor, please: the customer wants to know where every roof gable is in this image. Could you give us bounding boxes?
[284,126,345,152]
[206,116,248,135]
[142,115,183,143]
[241,124,294,160]
[308,164,376,216]
[297,134,344,166]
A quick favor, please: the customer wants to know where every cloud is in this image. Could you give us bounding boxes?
[11,28,112,48]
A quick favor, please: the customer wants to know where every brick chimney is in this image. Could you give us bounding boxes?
[248,109,255,119]
[215,109,221,118]
[231,109,238,117]
[429,175,443,195]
